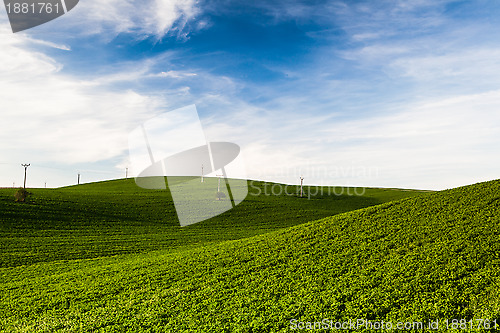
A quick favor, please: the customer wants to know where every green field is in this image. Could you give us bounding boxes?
[1,178,499,331]
[0,178,422,269]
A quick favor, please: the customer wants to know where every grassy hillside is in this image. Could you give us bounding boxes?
[1,180,499,331]
[0,178,422,268]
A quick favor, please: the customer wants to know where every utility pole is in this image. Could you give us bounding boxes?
[216,174,224,200]
[126,167,128,179]
[216,174,223,192]
[201,164,204,183]
[21,164,30,189]
[300,176,304,198]
[45,182,47,188]
[78,172,80,185]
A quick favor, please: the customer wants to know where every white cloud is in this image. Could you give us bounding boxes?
[390,48,500,82]
[157,70,197,78]
[0,26,166,187]
[351,33,381,42]
[24,36,71,51]
[196,86,500,191]
[64,0,200,38]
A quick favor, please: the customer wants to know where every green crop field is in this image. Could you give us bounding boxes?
[0,178,422,269]
[1,178,499,331]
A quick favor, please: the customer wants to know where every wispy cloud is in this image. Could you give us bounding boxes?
[156,70,197,78]
[188,0,500,189]
[53,0,201,39]
[24,36,71,50]
[199,87,500,190]
[0,27,167,186]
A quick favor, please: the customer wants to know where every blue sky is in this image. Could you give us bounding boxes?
[1,0,500,190]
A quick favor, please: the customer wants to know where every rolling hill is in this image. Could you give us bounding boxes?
[0,178,423,268]
[2,179,498,331]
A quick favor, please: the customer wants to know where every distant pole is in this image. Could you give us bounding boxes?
[21,164,30,189]
[216,174,223,192]
[201,164,204,183]
[216,174,224,200]
[45,182,47,188]
[13,182,15,188]
[78,172,80,185]
[126,167,128,179]
[300,176,304,197]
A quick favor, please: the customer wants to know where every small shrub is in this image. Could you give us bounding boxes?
[14,188,30,202]
[216,191,226,200]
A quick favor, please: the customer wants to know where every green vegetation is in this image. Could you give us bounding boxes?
[13,188,30,202]
[2,178,499,331]
[0,178,421,268]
